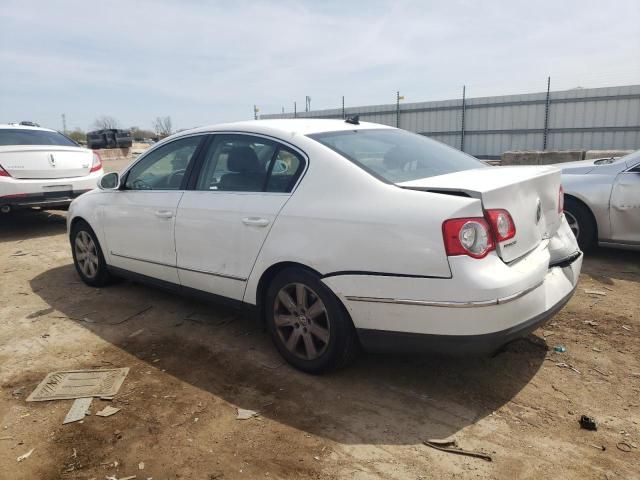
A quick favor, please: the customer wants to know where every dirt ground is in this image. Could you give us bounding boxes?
[1,182,639,479]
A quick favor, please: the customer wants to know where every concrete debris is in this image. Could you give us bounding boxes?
[621,325,631,331]
[138,462,145,470]
[584,290,607,296]
[583,320,599,326]
[96,406,121,417]
[236,408,259,420]
[64,397,93,424]
[17,448,35,462]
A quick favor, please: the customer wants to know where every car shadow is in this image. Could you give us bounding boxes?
[30,264,547,446]
[0,209,67,243]
[581,247,640,285]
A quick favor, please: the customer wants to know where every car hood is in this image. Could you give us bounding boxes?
[558,159,598,174]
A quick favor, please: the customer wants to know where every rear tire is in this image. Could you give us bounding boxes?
[564,197,596,251]
[71,220,112,287]
[265,267,359,374]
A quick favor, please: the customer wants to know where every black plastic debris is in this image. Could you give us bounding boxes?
[579,415,597,431]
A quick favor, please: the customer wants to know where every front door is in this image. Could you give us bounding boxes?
[102,135,204,283]
[175,134,306,300]
[610,160,640,245]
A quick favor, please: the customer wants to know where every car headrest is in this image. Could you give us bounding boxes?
[227,146,261,173]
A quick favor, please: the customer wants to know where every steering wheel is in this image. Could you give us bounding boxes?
[132,178,152,190]
[167,168,187,188]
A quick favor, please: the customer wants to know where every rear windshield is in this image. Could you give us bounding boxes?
[0,129,77,147]
[309,128,485,183]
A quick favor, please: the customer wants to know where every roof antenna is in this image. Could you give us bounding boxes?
[345,114,359,125]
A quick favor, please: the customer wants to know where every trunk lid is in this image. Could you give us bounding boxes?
[399,166,562,262]
[0,146,93,179]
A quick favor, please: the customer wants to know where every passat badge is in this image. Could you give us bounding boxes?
[535,199,542,224]
[48,153,56,167]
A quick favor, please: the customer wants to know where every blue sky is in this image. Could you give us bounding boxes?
[1,0,639,132]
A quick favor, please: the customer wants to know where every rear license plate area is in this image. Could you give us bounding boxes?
[42,184,72,198]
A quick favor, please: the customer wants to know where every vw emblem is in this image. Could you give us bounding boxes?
[535,199,542,224]
[48,153,56,167]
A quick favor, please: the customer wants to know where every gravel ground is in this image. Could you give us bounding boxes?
[0,208,638,480]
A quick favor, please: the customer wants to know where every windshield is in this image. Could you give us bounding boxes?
[0,129,78,147]
[621,148,640,168]
[309,128,485,183]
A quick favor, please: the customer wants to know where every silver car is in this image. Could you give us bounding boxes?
[561,149,640,250]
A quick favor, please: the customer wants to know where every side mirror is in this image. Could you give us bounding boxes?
[99,172,120,190]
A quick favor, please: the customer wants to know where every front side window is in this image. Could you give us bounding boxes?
[124,136,202,190]
[195,134,304,193]
[308,128,485,183]
[0,129,77,147]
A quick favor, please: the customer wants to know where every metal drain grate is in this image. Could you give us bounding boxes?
[26,368,129,402]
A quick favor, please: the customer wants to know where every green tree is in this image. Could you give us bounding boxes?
[67,128,86,144]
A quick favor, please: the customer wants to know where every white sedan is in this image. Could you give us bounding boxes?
[0,124,103,213]
[67,119,582,373]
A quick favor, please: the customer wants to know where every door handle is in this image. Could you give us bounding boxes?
[242,217,270,227]
[155,210,174,219]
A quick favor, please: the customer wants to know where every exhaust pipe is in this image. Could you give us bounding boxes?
[1,205,11,214]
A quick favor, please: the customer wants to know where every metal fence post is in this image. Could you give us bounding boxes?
[543,76,551,150]
[342,96,345,119]
[460,86,466,151]
[396,91,400,128]
[294,102,297,118]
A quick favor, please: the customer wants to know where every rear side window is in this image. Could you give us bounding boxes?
[266,147,304,193]
[195,134,305,193]
[309,128,484,183]
[0,129,77,147]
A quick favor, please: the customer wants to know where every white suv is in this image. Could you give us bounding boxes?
[0,124,103,213]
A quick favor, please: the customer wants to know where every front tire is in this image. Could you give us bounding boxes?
[564,197,596,251]
[265,268,359,374]
[71,220,112,287]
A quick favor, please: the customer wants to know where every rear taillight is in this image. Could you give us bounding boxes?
[558,185,564,213]
[90,152,102,173]
[485,209,516,242]
[0,165,11,177]
[443,209,516,259]
[442,218,495,259]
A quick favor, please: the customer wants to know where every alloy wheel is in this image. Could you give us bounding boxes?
[273,283,331,360]
[564,210,580,240]
[75,231,99,279]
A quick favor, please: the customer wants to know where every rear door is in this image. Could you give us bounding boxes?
[175,134,306,300]
[0,129,92,179]
[610,160,640,244]
[101,135,204,284]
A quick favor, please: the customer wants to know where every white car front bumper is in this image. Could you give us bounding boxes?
[322,219,582,354]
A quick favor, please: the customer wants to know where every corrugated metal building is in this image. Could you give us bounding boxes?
[261,84,640,159]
